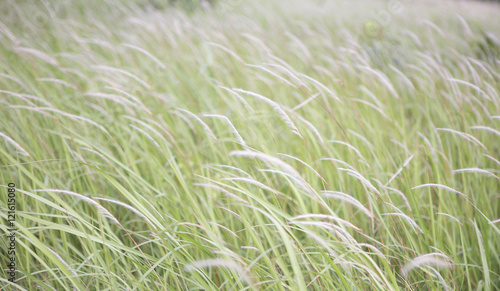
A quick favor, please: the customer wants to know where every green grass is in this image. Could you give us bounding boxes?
[0,0,499,289]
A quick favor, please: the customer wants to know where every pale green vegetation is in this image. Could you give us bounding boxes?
[0,0,499,290]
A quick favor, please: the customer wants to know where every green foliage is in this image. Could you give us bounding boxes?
[475,32,500,62]
[145,0,217,11]
[0,0,499,290]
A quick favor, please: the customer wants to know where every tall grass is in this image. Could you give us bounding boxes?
[0,0,499,289]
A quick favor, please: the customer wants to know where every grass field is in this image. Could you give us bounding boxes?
[0,0,499,290]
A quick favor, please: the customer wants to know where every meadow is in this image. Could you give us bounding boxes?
[0,0,499,289]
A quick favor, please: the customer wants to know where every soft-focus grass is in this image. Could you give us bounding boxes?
[0,0,499,290]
